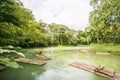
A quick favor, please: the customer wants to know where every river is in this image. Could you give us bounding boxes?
[0,46,120,80]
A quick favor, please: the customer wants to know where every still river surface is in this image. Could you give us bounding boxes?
[0,46,120,80]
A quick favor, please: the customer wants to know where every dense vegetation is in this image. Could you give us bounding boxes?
[1,0,119,48]
[89,44,120,55]
[0,45,25,68]
[0,0,48,47]
[0,0,91,48]
[0,0,90,68]
[0,0,120,68]
[87,0,120,54]
[87,0,120,43]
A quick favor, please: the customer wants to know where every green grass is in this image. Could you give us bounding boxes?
[89,43,120,55]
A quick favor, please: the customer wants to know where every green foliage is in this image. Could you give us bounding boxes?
[77,31,91,44]
[46,23,78,46]
[1,45,22,50]
[0,0,93,47]
[0,0,48,47]
[0,0,34,26]
[89,0,120,43]
[2,45,14,49]
[89,43,120,54]
[0,48,25,58]
[0,58,21,68]
[1,0,119,47]
[0,45,25,68]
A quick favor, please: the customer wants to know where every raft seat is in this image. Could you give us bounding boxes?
[95,67,115,77]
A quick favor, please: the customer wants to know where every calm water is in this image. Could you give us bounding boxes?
[0,46,120,80]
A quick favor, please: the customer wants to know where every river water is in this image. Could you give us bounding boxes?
[0,46,120,80]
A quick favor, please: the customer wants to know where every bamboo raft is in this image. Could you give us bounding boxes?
[35,53,52,60]
[0,65,6,71]
[70,62,120,80]
[14,57,46,66]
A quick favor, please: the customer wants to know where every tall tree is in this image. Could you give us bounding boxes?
[0,0,48,47]
[46,23,78,45]
[89,0,120,43]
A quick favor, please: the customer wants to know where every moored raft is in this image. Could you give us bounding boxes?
[14,57,46,66]
[35,53,52,60]
[0,65,6,71]
[69,62,118,80]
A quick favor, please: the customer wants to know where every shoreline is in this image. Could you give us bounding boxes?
[79,50,120,56]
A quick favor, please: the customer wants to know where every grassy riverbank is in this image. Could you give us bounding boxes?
[89,44,120,55]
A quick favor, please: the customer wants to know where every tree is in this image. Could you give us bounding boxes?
[77,30,91,44]
[0,0,48,47]
[89,0,120,43]
[46,23,78,46]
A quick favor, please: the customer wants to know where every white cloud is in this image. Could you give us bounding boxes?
[20,0,92,30]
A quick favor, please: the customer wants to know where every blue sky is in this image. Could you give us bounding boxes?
[20,0,92,30]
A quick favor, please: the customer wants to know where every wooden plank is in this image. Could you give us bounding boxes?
[14,57,46,66]
[69,62,96,72]
[35,54,51,60]
[95,67,115,77]
[69,62,115,80]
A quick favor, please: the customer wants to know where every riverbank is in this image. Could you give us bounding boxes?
[79,50,113,56]
[51,45,120,56]
[88,44,120,55]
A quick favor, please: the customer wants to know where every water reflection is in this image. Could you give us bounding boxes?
[0,47,120,80]
[0,63,47,80]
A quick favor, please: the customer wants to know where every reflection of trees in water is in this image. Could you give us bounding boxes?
[0,63,47,80]
[1,47,120,80]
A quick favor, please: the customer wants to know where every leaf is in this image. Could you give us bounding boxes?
[2,45,14,49]
[0,58,20,68]
[16,52,25,57]
[0,49,25,57]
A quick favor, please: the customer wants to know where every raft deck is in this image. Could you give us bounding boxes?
[69,62,120,80]
[35,53,51,60]
[0,65,6,71]
[14,57,46,66]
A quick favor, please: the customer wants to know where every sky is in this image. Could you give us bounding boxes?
[20,0,92,30]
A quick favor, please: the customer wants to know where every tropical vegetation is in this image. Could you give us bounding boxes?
[0,0,120,68]
[88,0,120,43]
